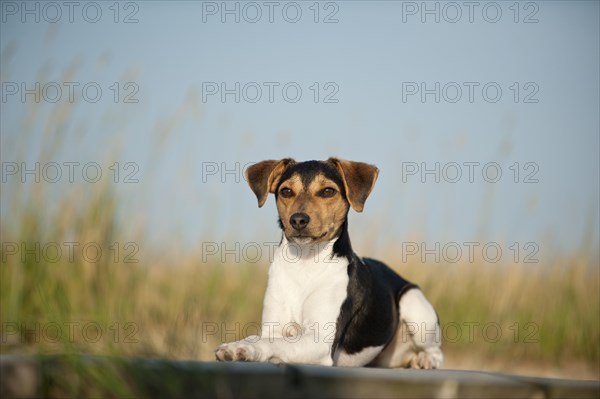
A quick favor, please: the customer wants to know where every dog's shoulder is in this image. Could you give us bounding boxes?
[361,257,419,299]
[333,255,415,354]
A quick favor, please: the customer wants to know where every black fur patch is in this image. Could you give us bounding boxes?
[332,220,353,258]
[332,256,418,357]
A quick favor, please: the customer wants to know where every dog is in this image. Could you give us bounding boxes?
[215,158,443,368]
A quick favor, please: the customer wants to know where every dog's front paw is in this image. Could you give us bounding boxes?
[215,340,262,362]
[408,348,443,369]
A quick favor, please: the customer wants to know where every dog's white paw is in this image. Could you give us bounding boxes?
[408,348,443,369]
[215,339,263,362]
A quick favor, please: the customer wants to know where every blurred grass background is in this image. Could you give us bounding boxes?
[1,66,598,385]
[2,181,598,380]
[1,152,598,380]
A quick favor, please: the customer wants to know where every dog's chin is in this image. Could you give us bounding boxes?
[290,236,313,245]
[287,232,328,245]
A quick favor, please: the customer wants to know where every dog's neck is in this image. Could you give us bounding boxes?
[279,235,338,262]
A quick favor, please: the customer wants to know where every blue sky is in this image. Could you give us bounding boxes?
[1,1,599,263]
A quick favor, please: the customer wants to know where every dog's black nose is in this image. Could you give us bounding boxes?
[290,213,310,230]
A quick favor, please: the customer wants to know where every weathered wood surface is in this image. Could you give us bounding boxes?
[1,355,598,398]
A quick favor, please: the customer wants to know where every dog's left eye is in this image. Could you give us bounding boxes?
[321,187,336,197]
[280,188,294,198]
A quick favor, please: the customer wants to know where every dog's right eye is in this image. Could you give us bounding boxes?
[279,188,294,198]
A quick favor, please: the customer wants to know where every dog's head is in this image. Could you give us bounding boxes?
[245,158,379,244]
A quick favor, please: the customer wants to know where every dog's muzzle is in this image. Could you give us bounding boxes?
[290,212,310,231]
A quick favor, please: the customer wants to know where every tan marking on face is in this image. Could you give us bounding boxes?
[276,173,349,244]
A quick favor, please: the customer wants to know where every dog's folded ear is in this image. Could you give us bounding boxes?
[246,159,295,207]
[330,158,379,212]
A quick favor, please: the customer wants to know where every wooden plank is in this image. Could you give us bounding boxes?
[1,355,598,398]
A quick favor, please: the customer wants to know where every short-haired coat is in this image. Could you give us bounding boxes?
[215,158,443,368]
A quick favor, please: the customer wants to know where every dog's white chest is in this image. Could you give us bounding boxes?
[261,238,349,332]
